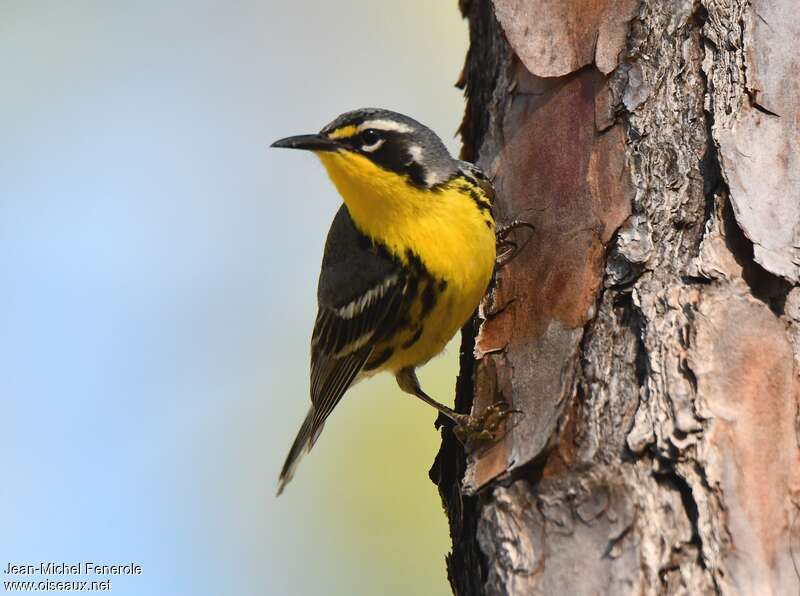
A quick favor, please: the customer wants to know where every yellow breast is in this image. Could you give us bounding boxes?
[317,150,496,371]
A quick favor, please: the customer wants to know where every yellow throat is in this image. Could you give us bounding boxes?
[316,149,497,292]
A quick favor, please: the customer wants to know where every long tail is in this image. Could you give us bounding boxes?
[277,407,321,496]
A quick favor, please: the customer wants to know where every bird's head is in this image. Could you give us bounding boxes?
[271,108,459,190]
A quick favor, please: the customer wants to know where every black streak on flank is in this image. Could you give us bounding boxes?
[401,327,424,349]
[421,281,438,317]
[405,249,425,274]
[404,275,420,303]
[458,182,492,216]
[363,347,394,371]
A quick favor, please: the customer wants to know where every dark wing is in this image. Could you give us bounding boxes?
[308,205,407,438]
[277,206,409,494]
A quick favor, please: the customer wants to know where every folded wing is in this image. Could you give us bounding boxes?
[277,206,409,493]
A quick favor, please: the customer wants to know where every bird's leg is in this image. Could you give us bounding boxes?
[495,219,535,268]
[396,368,517,446]
[396,367,459,419]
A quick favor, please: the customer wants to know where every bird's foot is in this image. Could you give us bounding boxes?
[496,219,535,268]
[452,401,520,447]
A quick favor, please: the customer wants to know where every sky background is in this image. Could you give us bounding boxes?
[1,2,468,595]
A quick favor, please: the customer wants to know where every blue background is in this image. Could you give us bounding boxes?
[1,2,468,595]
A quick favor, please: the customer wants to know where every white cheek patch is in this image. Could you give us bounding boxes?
[407,144,444,186]
[362,138,385,153]
[408,144,423,163]
[424,170,445,186]
[358,119,414,134]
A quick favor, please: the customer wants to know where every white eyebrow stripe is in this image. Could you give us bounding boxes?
[358,119,414,134]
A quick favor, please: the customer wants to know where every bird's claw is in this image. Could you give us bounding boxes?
[495,220,535,268]
[496,219,535,240]
[452,401,521,447]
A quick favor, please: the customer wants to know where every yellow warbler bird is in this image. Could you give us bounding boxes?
[272,108,500,495]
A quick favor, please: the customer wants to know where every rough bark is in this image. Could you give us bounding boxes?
[430,1,800,594]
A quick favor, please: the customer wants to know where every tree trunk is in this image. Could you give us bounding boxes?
[430,1,800,594]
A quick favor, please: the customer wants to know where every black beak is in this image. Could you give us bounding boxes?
[270,134,339,152]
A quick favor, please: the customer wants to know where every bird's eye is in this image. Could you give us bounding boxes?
[361,129,381,147]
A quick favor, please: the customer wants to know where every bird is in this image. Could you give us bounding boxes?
[271,108,510,495]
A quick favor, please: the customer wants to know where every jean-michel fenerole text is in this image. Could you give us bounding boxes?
[4,562,142,575]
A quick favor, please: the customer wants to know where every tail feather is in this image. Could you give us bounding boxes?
[277,408,322,495]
